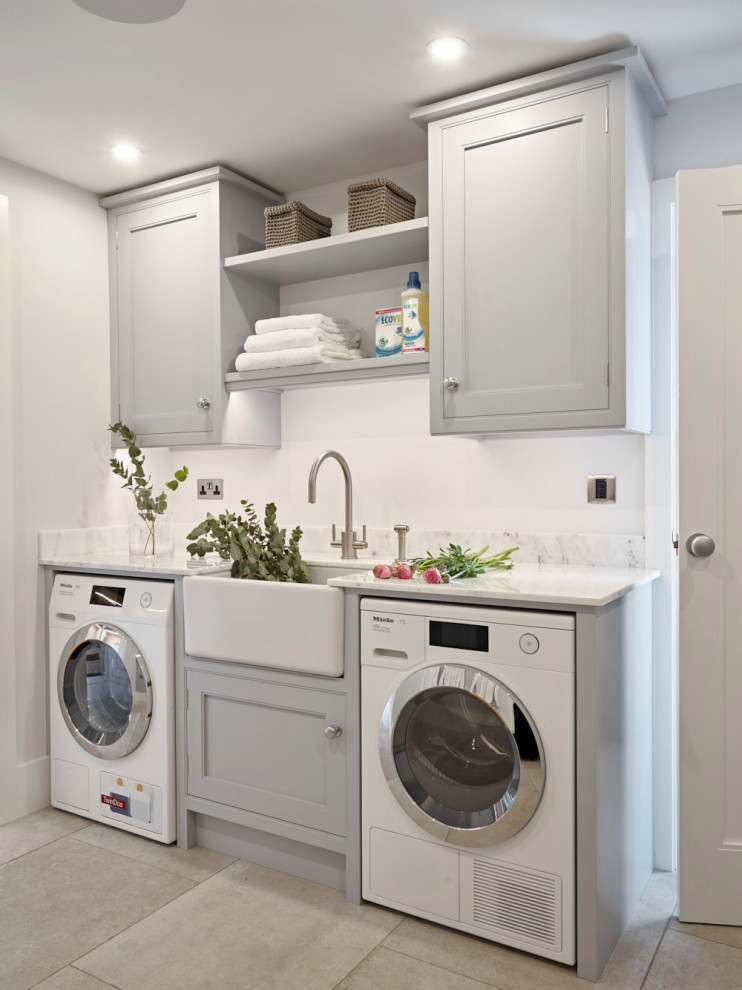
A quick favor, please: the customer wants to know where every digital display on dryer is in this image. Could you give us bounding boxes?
[429,620,488,652]
[89,585,126,607]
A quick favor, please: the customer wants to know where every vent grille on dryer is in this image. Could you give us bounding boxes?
[471,859,561,951]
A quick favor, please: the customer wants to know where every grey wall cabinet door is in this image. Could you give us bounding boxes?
[426,70,654,435]
[103,167,282,449]
[432,85,610,433]
[186,669,347,836]
[115,190,218,439]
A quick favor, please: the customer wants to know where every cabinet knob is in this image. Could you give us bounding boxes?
[196,397,211,410]
[324,724,342,740]
[686,533,716,558]
[443,377,459,392]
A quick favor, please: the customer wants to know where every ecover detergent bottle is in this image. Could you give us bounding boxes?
[401,271,429,354]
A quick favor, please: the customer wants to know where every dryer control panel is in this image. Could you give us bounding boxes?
[361,598,575,674]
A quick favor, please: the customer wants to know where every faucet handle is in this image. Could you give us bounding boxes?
[353,524,368,550]
[330,523,343,548]
[394,523,410,563]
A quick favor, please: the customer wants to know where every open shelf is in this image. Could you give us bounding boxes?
[224,217,429,285]
[225,352,429,391]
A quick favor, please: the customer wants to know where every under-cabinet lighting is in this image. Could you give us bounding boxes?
[110,144,142,163]
[426,37,468,62]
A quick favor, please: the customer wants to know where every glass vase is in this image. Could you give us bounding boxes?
[129,490,174,558]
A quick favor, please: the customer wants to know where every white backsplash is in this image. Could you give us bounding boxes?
[40,525,644,568]
[39,526,129,558]
[299,527,645,568]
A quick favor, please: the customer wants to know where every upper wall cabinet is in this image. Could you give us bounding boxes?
[100,167,282,448]
[413,47,666,435]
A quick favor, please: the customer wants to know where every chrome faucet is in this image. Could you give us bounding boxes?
[307,450,368,560]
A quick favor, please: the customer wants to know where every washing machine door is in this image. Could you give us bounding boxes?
[58,623,153,760]
[379,663,545,847]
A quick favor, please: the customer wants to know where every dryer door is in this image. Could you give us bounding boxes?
[58,623,153,760]
[379,663,545,847]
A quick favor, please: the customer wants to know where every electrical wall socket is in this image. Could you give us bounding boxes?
[197,478,224,500]
[587,475,616,503]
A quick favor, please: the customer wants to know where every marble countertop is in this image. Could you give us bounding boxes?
[39,549,231,577]
[38,549,659,604]
[327,563,660,608]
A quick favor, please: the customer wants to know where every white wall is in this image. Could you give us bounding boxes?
[165,162,646,543]
[0,156,130,816]
[169,378,645,540]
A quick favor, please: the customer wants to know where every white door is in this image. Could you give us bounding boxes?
[678,165,742,923]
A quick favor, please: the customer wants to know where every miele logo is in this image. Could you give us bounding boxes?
[60,583,73,589]
[372,616,394,623]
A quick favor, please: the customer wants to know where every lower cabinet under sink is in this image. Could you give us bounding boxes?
[186,666,347,835]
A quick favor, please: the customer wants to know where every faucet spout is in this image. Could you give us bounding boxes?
[307,450,366,561]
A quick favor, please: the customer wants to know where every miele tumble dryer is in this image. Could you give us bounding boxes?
[361,598,575,964]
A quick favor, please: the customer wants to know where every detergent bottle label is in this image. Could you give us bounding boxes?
[403,297,425,352]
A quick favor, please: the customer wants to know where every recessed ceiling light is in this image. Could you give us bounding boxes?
[426,37,468,62]
[71,0,185,24]
[110,144,142,163]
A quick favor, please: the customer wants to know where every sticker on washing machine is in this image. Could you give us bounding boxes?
[101,793,129,815]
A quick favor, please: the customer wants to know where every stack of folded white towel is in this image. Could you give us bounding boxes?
[235,314,366,372]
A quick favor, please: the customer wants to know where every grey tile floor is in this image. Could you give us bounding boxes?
[0,808,737,990]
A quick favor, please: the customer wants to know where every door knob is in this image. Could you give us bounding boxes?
[686,533,716,558]
[196,397,211,410]
[324,724,342,740]
[443,377,459,392]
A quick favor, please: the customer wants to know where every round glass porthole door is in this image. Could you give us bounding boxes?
[58,623,152,760]
[379,664,545,847]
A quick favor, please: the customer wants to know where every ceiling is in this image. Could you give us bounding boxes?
[1,0,741,196]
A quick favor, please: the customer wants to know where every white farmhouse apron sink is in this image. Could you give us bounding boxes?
[183,565,365,677]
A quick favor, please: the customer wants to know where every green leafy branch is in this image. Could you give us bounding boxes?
[108,421,188,553]
[187,500,310,583]
[410,543,518,580]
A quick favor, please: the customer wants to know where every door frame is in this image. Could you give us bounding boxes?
[0,193,17,825]
[648,177,679,871]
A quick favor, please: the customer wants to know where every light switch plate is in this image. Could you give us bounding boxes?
[197,478,224,500]
[587,475,616,503]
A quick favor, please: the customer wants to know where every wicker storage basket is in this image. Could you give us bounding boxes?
[347,178,416,231]
[264,201,332,249]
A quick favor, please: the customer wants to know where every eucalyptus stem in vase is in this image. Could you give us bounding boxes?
[108,422,189,557]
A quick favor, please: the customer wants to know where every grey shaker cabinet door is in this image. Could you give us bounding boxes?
[432,84,611,433]
[186,669,347,836]
[115,190,218,439]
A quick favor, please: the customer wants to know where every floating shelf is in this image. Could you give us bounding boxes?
[225,352,429,391]
[224,217,429,285]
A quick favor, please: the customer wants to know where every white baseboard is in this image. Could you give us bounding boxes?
[16,756,50,817]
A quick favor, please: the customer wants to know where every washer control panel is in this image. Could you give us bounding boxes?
[49,574,174,626]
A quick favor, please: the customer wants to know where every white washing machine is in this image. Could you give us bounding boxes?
[49,573,176,842]
[361,598,575,965]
